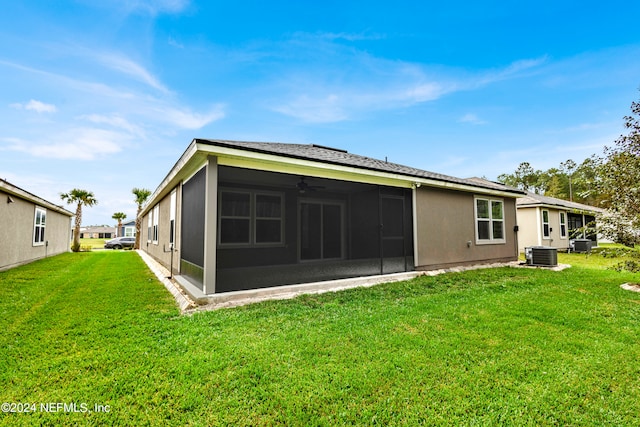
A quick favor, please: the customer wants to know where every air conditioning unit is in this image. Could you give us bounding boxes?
[525,246,558,267]
[571,239,592,253]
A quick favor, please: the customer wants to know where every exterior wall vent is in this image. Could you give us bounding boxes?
[525,246,558,267]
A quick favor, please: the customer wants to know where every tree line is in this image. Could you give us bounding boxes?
[498,91,640,246]
[59,91,639,249]
[497,158,601,206]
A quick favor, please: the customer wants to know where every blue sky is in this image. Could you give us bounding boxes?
[1,0,639,226]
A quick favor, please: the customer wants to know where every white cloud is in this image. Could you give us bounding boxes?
[459,113,487,125]
[310,31,386,42]
[4,128,124,160]
[168,37,184,49]
[10,99,57,113]
[404,82,452,103]
[94,0,190,16]
[94,53,169,93]
[269,39,546,123]
[79,114,144,136]
[273,94,347,123]
[156,105,226,129]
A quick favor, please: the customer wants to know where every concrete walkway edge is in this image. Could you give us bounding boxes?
[136,250,196,312]
[135,252,571,313]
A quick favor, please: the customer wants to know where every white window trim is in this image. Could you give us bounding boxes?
[542,209,550,239]
[559,211,567,239]
[218,189,285,247]
[124,227,135,237]
[33,206,46,246]
[474,196,506,245]
[169,190,177,245]
[152,204,159,245]
[147,212,153,243]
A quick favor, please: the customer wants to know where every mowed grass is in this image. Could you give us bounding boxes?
[0,251,639,426]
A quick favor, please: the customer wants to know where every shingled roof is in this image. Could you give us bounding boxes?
[0,178,73,216]
[195,139,525,195]
[516,191,604,213]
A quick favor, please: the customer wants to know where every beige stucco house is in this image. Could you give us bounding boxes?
[79,225,116,239]
[140,139,525,298]
[0,179,73,271]
[516,192,604,253]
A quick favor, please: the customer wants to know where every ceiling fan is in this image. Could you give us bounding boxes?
[296,177,325,193]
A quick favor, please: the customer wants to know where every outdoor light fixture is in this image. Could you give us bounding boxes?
[7,196,14,204]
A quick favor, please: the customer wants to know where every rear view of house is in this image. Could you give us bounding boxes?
[140,139,524,298]
[516,192,604,253]
[0,179,73,271]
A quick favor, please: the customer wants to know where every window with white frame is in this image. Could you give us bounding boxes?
[559,212,567,239]
[169,190,176,245]
[33,207,46,246]
[124,227,135,237]
[542,209,550,239]
[152,204,159,244]
[219,190,283,246]
[475,197,505,244]
[147,213,152,243]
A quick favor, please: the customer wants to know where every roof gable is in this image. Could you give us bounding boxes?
[0,179,73,217]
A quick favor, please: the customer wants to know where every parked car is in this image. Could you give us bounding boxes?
[104,237,136,249]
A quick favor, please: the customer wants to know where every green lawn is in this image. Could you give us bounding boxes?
[0,251,639,426]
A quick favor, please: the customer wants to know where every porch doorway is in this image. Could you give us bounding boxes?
[380,194,407,274]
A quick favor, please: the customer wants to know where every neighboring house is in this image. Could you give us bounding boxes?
[79,226,116,239]
[140,139,525,296]
[516,192,604,252]
[119,220,136,238]
[0,179,73,271]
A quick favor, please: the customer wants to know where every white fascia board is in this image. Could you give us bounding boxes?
[518,203,601,215]
[142,141,523,218]
[141,140,202,217]
[196,143,523,198]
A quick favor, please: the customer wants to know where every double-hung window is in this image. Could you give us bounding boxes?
[475,197,505,244]
[147,213,153,243]
[169,190,177,246]
[219,190,283,246]
[542,209,550,239]
[559,212,567,239]
[152,205,159,244]
[33,207,46,246]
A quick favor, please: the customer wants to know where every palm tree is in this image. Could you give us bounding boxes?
[132,187,152,249]
[60,189,98,252]
[112,212,127,237]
